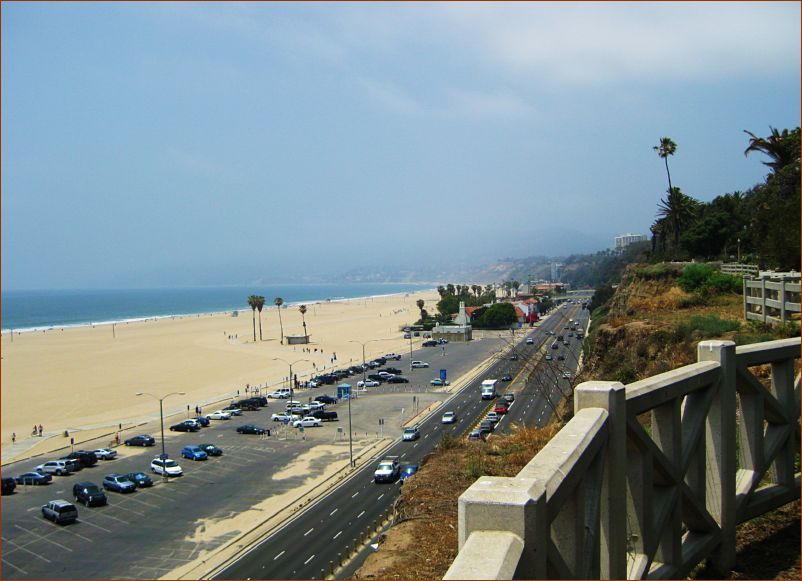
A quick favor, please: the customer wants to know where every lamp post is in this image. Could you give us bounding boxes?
[271,357,309,403]
[135,391,185,481]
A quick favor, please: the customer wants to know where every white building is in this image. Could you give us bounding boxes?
[615,233,647,251]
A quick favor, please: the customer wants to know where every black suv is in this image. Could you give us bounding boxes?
[310,410,338,422]
[124,434,156,447]
[314,395,338,405]
[387,375,409,384]
[384,367,403,375]
[232,399,260,411]
[62,451,98,468]
[73,482,107,507]
[422,340,438,347]
[2,477,16,495]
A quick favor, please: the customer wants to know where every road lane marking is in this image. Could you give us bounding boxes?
[304,554,315,565]
[304,528,314,537]
[274,550,285,560]
[351,491,359,498]
[329,508,338,516]
[357,510,365,518]
[377,493,384,501]
[333,531,342,540]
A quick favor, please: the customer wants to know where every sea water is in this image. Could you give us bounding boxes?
[1,283,433,332]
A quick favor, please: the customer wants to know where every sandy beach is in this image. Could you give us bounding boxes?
[1,289,439,449]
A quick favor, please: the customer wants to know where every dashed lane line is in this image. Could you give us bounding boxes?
[274,550,285,560]
[304,554,315,565]
[351,491,359,498]
[357,510,365,518]
[333,530,342,540]
[304,528,314,537]
[329,508,338,517]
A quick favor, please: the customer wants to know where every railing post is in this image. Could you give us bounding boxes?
[697,340,736,572]
[456,476,546,578]
[574,381,627,580]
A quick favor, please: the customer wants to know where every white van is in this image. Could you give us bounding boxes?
[481,379,498,400]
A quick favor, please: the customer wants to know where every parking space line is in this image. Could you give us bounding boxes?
[90,510,130,525]
[2,537,52,562]
[77,518,112,533]
[107,503,146,517]
[119,495,160,509]
[13,524,73,552]
[139,489,171,502]
[55,525,93,542]
[2,557,29,575]
[329,508,338,516]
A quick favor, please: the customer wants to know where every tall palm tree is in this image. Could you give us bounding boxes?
[744,127,800,174]
[247,295,259,342]
[299,304,308,339]
[436,285,446,298]
[255,296,265,341]
[416,299,425,321]
[274,297,285,344]
[653,137,677,193]
[446,284,455,296]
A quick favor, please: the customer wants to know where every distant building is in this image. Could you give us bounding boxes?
[615,233,647,251]
[550,263,564,283]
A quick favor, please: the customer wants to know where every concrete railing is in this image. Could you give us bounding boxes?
[721,263,759,277]
[445,337,800,579]
[744,275,801,324]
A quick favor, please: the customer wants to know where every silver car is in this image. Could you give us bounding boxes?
[35,461,72,476]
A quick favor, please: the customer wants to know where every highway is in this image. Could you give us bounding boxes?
[214,299,590,580]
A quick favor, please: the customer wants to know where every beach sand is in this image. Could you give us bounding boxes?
[0,289,439,449]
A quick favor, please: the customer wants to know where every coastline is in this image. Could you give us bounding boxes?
[1,288,440,451]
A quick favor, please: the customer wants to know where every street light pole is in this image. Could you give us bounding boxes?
[136,391,185,481]
[272,357,310,403]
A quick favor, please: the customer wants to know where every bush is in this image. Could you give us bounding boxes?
[675,314,740,340]
[613,366,638,384]
[705,272,742,294]
[678,264,742,295]
[635,264,669,279]
[677,264,716,292]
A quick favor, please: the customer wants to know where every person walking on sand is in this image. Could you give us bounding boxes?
[32,425,37,437]
[11,432,16,444]
[38,424,43,437]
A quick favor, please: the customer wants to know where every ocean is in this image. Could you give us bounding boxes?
[1,283,434,332]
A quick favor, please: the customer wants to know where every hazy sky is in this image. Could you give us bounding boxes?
[2,2,800,289]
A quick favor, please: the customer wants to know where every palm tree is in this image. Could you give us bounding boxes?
[299,304,308,339]
[657,187,699,246]
[247,295,260,342]
[472,284,481,297]
[416,299,425,322]
[744,127,800,175]
[436,285,446,298]
[446,284,455,296]
[274,297,285,344]
[255,296,265,341]
[653,137,677,193]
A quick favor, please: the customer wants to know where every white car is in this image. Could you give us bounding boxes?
[441,411,457,424]
[377,371,395,380]
[267,391,290,399]
[150,457,183,477]
[301,402,325,412]
[411,361,429,368]
[207,410,232,420]
[383,353,402,361]
[35,460,71,476]
[272,412,301,422]
[430,378,450,386]
[292,417,321,428]
[93,448,118,460]
[526,337,534,345]
[357,379,380,388]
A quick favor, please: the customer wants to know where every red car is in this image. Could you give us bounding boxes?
[494,401,510,414]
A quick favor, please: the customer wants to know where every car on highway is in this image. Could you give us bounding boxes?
[93,448,117,460]
[374,456,401,483]
[315,395,338,405]
[102,474,137,493]
[151,457,183,477]
[494,401,510,414]
[383,353,402,361]
[124,434,156,447]
[467,429,486,442]
[207,410,232,420]
[127,472,154,488]
[485,411,500,423]
[357,379,380,388]
[73,482,107,507]
[181,446,208,461]
[562,371,572,379]
[545,354,553,361]
[271,412,301,422]
[15,472,53,486]
[41,499,78,525]
[169,421,200,432]
[35,461,72,476]
[500,374,512,382]
[198,443,223,457]
[387,375,409,384]
[441,411,457,424]
[557,355,565,361]
[237,424,267,435]
[292,417,321,428]
[399,464,419,482]
[509,353,519,361]
[402,426,420,441]
[430,378,449,386]
[411,360,429,368]
[503,393,515,403]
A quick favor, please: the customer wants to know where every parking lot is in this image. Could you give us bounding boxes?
[1,336,505,579]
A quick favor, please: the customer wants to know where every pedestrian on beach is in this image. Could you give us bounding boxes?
[11,432,16,444]
[38,424,43,437]
[32,425,37,437]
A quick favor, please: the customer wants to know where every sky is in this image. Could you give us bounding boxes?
[2,1,800,290]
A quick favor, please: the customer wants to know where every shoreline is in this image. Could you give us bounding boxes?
[1,286,436,334]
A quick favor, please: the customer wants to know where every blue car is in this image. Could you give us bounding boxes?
[102,474,137,493]
[193,416,210,427]
[127,472,153,488]
[399,464,419,482]
[15,472,53,485]
[181,446,208,461]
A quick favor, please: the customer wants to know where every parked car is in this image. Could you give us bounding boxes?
[301,402,325,413]
[206,410,232,420]
[557,355,566,361]
[73,482,107,506]
[430,378,449,386]
[315,395,338,405]
[93,448,117,460]
[266,391,290,399]
[384,367,403,375]
[102,474,137,493]
[526,337,534,345]
[42,499,78,525]
[15,472,52,486]
[60,458,83,472]
[197,443,223,457]
[2,476,17,495]
[383,353,402,361]
[127,472,153,488]
[403,332,412,339]
[192,416,211,427]
[562,371,572,379]
[366,374,384,382]
[509,353,519,361]
[478,420,495,434]
[441,411,457,424]
[151,457,183,477]
[181,446,208,461]
[399,463,419,482]
[422,340,438,347]
[387,375,409,384]
[545,354,553,361]
[236,424,267,435]
[402,426,420,441]
[503,393,515,403]
[223,406,243,416]
[501,374,512,382]
[272,412,301,422]
[377,371,395,380]
[411,360,429,368]
[124,434,156,447]
[169,421,200,433]
[35,461,72,476]
[61,450,98,468]
[292,417,321,428]
[309,409,338,422]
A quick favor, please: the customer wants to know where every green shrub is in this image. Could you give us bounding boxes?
[705,272,742,294]
[678,294,708,309]
[677,264,716,292]
[613,366,638,384]
[675,314,740,340]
